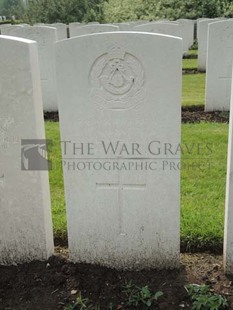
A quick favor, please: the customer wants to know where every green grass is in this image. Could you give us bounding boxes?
[181,123,228,251]
[182,49,203,107]
[188,49,198,56]
[183,58,198,70]
[45,122,66,238]
[45,121,229,251]
[182,74,206,107]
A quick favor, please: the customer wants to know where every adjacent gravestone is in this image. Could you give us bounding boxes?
[69,24,119,38]
[0,24,10,34]
[2,26,58,111]
[1,25,25,35]
[0,35,54,265]
[134,22,185,52]
[134,20,150,25]
[196,18,212,42]
[198,18,222,71]
[113,23,132,31]
[224,74,233,274]
[205,20,233,111]
[51,23,67,40]
[36,23,67,40]
[177,19,194,50]
[68,22,82,38]
[56,32,182,270]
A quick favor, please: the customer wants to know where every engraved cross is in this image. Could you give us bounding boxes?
[96,177,146,236]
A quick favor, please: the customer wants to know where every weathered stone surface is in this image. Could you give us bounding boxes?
[69,24,119,37]
[205,20,233,111]
[56,32,182,270]
[0,36,54,265]
[1,26,58,111]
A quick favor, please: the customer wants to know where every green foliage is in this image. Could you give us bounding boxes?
[103,0,231,22]
[0,0,4,9]
[190,40,198,50]
[186,284,229,310]
[3,0,233,23]
[122,281,163,307]
[65,293,114,310]
[0,0,25,17]
[24,0,104,24]
[65,293,100,310]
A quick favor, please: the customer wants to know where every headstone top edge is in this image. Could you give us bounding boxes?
[0,35,37,44]
[56,31,183,46]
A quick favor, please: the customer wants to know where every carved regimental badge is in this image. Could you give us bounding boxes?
[89,46,145,110]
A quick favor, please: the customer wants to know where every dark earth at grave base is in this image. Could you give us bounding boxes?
[1,250,233,310]
[182,105,229,123]
[44,106,230,124]
[183,54,198,59]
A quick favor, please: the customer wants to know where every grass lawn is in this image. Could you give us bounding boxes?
[46,122,66,238]
[182,73,205,107]
[182,49,206,108]
[181,123,228,251]
[45,121,229,251]
[182,58,198,70]
[188,49,198,55]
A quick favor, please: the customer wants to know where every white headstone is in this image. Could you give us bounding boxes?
[113,23,132,31]
[56,32,182,270]
[51,23,67,40]
[196,18,211,42]
[2,26,58,111]
[205,20,233,111]
[69,24,119,38]
[36,23,67,40]
[198,18,222,71]
[1,25,25,35]
[177,19,194,50]
[134,20,150,25]
[155,20,176,23]
[224,70,233,274]
[0,35,54,265]
[68,22,82,38]
[69,22,81,27]
[0,24,9,34]
[134,22,185,52]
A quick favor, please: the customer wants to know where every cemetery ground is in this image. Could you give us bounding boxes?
[1,50,233,310]
[0,252,233,310]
